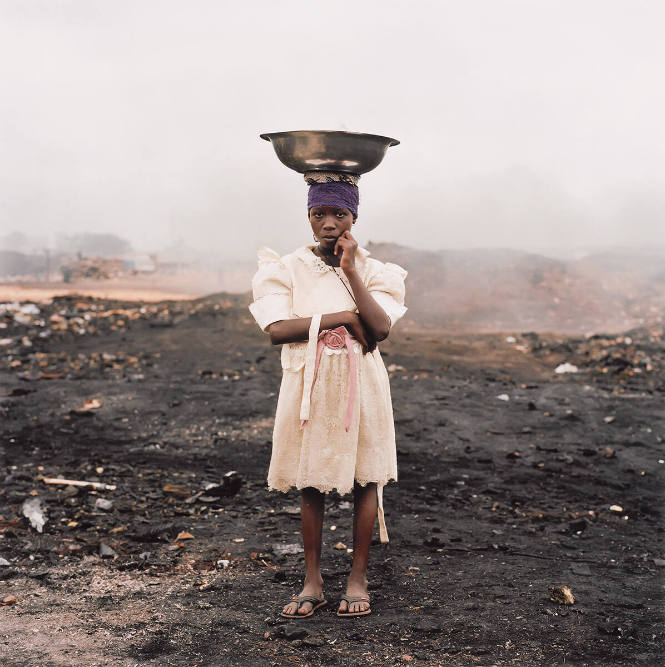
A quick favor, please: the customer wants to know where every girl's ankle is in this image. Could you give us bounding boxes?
[303,574,323,587]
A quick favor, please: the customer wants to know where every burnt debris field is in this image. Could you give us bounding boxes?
[1,294,664,666]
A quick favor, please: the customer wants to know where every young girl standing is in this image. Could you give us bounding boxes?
[248,172,407,617]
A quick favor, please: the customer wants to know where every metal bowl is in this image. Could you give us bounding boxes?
[259,130,400,175]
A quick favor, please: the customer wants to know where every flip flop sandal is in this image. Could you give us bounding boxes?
[280,594,328,619]
[337,594,372,617]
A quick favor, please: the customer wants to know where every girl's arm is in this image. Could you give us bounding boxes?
[335,232,391,342]
[269,311,370,348]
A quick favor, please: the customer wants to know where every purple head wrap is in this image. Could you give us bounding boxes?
[307,181,359,218]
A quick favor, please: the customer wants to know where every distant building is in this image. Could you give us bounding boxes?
[122,254,156,273]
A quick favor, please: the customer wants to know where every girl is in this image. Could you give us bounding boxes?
[248,173,407,618]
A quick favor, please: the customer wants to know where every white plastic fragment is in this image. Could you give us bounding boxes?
[555,363,578,374]
[609,505,623,513]
[94,498,114,511]
[22,498,47,533]
[496,394,510,401]
[505,336,517,343]
[387,363,406,372]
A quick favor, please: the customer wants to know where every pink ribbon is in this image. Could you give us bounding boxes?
[300,326,357,432]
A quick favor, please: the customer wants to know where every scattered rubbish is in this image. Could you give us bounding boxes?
[94,498,114,511]
[162,483,190,496]
[604,447,616,458]
[232,537,245,543]
[1,595,18,605]
[555,363,579,374]
[200,471,243,499]
[217,559,230,568]
[271,543,303,556]
[79,398,102,411]
[98,542,118,558]
[609,505,623,513]
[62,485,79,498]
[603,416,616,424]
[549,585,575,605]
[653,558,665,568]
[387,363,406,372]
[41,477,117,491]
[496,393,510,401]
[174,531,194,541]
[21,498,47,533]
[0,557,10,566]
[132,521,177,542]
[505,336,517,343]
[333,541,347,550]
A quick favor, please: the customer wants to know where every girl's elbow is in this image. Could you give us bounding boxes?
[376,326,390,342]
[268,323,281,345]
[269,331,282,346]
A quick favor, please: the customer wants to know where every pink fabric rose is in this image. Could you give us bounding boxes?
[319,326,347,350]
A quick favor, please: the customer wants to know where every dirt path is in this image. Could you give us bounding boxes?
[1,295,663,665]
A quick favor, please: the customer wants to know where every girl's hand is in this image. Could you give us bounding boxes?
[335,231,358,274]
[344,312,377,355]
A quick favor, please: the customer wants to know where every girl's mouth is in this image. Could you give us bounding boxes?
[322,235,336,241]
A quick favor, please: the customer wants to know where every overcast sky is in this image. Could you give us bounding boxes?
[1,0,663,259]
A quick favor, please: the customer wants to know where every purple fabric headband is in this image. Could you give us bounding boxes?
[307,181,359,218]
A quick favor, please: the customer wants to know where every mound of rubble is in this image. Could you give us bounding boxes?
[0,295,234,381]
[512,327,664,394]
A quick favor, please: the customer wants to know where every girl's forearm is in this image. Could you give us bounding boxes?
[268,311,352,345]
[344,269,391,341]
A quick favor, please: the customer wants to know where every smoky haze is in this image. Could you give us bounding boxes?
[1,0,664,261]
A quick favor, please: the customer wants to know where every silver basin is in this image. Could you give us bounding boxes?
[260,130,400,175]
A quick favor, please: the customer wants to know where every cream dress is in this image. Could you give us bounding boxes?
[248,244,408,541]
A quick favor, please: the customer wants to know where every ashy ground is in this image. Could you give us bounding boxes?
[1,295,663,665]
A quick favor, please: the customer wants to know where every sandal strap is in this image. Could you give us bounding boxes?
[292,594,325,606]
[341,595,370,604]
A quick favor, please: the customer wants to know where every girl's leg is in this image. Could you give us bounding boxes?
[339,481,377,614]
[281,486,325,616]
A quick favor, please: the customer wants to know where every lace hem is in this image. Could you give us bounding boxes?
[267,473,397,496]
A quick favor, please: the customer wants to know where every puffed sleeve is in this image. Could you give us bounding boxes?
[367,260,408,327]
[248,247,293,333]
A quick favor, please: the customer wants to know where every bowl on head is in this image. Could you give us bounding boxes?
[260,130,400,176]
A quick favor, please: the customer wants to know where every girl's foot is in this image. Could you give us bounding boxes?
[281,578,324,616]
[338,575,370,614]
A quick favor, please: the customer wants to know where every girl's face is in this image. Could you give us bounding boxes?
[309,205,354,250]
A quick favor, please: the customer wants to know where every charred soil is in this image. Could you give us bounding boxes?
[1,294,664,666]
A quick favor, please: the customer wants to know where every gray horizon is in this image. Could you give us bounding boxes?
[1,1,664,261]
